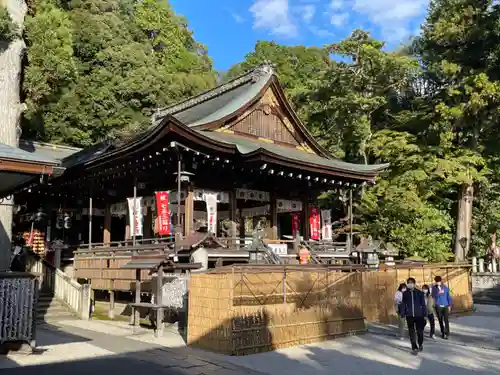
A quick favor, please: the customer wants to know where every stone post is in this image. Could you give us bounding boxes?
[472,257,478,273]
[479,258,485,273]
[80,283,91,320]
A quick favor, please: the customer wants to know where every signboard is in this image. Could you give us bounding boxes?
[127,197,143,237]
[309,206,321,240]
[268,243,288,255]
[204,193,218,234]
[321,209,332,240]
[291,213,301,237]
[155,191,171,235]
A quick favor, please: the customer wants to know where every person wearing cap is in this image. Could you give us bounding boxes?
[400,277,427,354]
[431,276,452,339]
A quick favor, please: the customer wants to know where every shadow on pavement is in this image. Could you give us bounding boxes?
[226,332,500,375]
[36,324,91,347]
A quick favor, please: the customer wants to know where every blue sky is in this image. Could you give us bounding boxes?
[169,0,429,72]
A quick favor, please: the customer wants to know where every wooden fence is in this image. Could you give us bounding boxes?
[187,264,472,355]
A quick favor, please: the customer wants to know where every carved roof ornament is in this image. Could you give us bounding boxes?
[251,61,276,82]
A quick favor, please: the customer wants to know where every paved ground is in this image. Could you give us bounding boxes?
[225,304,500,375]
[1,304,500,375]
[0,320,263,375]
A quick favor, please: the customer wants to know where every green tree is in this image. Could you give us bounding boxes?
[22,0,217,146]
[414,0,500,259]
[0,5,17,42]
[225,41,331,120]
[307,30,418,162]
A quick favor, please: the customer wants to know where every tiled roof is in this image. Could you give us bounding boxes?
[18,140,81,162]
[199,131,389,174]
[152,63,273,127]
[0,142,59,165]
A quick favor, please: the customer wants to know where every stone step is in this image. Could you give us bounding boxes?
[474,297,500,305]
[35,293,77,322]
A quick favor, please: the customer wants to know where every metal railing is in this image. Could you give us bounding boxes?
[26,252,91,320]
[0,272,38,346]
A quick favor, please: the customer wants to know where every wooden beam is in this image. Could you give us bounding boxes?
[229,190,238,247]
[303,198,310,241]
[144,206,152,240]
[184,187,194,236]
[270,191,278,240]
[0,159,55,175]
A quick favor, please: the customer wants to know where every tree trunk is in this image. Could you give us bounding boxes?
[453,183,473,262]
[0,0,26,270]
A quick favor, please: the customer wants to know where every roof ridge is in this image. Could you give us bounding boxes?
[19,139,82,152]
[152,62,275,123]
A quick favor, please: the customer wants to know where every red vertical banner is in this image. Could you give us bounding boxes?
[291,213,301,236]
[309,206,321,240]
[155,191,171,235]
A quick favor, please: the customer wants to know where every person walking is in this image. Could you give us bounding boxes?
[394,283,407,340]
[400,277,427,354]
[432,276,452,339]
[422,284,436,339]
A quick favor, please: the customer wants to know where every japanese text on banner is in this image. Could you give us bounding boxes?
[291,213,301,237]
[309,206,321,240]
[127,197,143,237]
[155,191,171,235]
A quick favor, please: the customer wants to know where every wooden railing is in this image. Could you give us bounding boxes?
[26,252,91,320]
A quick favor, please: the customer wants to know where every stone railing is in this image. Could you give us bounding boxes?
[471,257,500,305]
[27,252,91,320]
[472,256,500,273]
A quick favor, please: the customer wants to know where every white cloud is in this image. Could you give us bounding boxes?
[329,0,343,10]
[249,0,297,37]
[309,26,334,37]
[330,12,348,27]
[301,4,316,23]
[350,0,428,41]
[232,13,245,23]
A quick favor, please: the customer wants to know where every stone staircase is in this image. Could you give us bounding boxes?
[36,291,77,324]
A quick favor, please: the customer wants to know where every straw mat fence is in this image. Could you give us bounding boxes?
[187,264,472,355]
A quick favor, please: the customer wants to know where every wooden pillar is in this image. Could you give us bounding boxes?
[303,198,310,241]
[229,191,238,246]
[239,208,245,248]
[144,206,152,241]
[134,269,141,326]
[104,205,111,245]
[184,187,194,236]
[270,192,278,240]
[125,218,130,242]
[155,267,164,337]
[108,283,115,320]
[88,195,93,249]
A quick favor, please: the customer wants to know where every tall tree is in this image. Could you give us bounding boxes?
[306,30,418,162]
[415,0,500,260]
[0,0,26,269]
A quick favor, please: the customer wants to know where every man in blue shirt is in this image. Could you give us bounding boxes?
[400,277,427,354]
[431,276,452,339]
